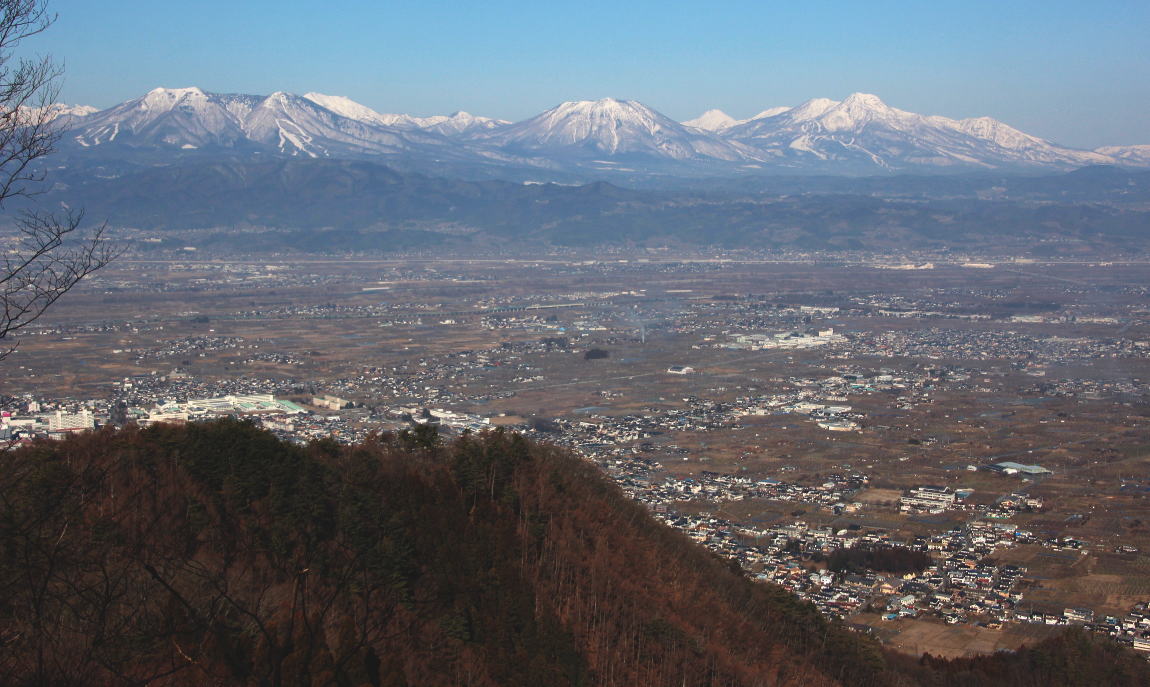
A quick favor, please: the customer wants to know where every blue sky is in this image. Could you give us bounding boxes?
[21,0,1150,148]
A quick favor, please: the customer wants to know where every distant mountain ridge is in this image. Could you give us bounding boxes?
[45,87,1149,177]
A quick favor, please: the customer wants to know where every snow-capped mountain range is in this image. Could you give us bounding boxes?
[43,87,1150,176]
[471,98,760,163]
[56,87,470,161]
[21,102,99,122]
[1095,144,1150,166]
[715,93,1115,170]
[301,92,509,136]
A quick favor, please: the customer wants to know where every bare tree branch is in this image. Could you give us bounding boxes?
[0,1,116,361]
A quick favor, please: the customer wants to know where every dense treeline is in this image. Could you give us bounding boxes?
[886,629,1150,687]
[0,421,1147,686]
[826,544,933,575]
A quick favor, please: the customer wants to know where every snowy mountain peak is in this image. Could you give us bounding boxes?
[133,87,218,119]
[145,86,205,97]
[819,92,900,131]
[445,110,507,126]
[748,106,791,121]
[262,91,323,113]
[64,104,99,117]
[425,110,510,135]
[439,111,497,126]
[839,92,888,109]
[303,92,399,126]
[524,98,669,135]
[786,97,841,121]
[553,98,641,115]
[952,116,1044,150]
[142,86,207,105]
[683,109,739,132]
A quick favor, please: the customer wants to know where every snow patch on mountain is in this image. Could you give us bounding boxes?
[683,106,791,131]
[426,111,511,136]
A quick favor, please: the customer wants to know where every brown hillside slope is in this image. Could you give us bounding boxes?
[0,420,1145,687]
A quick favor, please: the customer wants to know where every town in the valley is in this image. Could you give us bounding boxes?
[4,248,1150,658]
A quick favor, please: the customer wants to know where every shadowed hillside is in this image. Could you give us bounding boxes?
[20,160,1150,255]
[0,421,1146,686]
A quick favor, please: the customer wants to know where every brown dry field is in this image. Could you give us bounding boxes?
[857,613,1065,658]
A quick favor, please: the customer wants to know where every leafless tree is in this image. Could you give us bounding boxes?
[0,0,115,360]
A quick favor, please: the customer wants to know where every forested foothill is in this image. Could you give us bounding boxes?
[1,420,1147,686]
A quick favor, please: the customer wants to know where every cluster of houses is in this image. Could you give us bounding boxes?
[854,325,1145,369]
[1012,601,1150,655]
[642,509,1034,624]
[559,436,1118,635]
[628,469,867,513]
[126,335,253,361]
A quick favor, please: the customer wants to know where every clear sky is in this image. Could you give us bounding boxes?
[20,0,1150,148]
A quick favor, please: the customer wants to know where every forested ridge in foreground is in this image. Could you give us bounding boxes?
[1,421,1146,686]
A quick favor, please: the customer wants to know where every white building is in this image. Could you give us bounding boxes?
[47,410,94,434]
[900,486,957,513]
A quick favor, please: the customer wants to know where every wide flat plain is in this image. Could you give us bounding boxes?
[6,252,1150,656]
